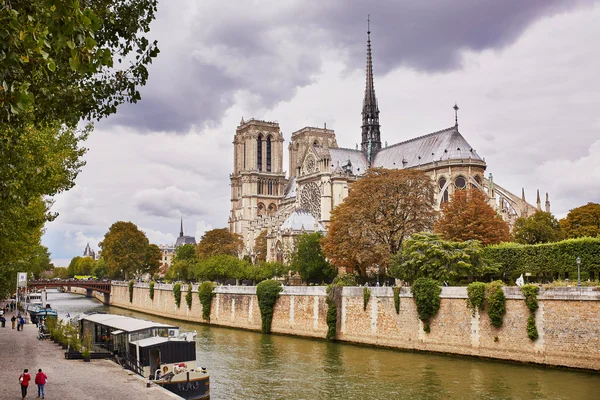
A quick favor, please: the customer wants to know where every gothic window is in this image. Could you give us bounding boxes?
[257,135,263,171]
[268,203,277,215]
[268,180,273,195]
[266,135,272,172]
[300,182,321,219]
[257,179,263,195]
[304,154,316,174]
[257,202,266,216]
[474,175,482,185]
[438,177,447,191]
[442,189,449,203]
[455,176,466,189]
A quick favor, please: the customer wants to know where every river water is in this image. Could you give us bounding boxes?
[47,290,600,400]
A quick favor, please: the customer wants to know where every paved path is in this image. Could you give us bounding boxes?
[0,305,179,400]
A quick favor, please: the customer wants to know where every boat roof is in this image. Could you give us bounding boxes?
[81,314,177,333]
[130,336,183,348]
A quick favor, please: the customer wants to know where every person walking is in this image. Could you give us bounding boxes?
[35,368,48,399]
[19,368,31,399]
[11,315,16,329]
[19,315,25,331]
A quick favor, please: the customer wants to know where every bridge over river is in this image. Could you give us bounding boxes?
[29,280,111,303]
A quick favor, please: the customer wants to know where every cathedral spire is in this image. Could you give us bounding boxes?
[361,15,381,165]
[180,216,184,237]
[536,190,541,211]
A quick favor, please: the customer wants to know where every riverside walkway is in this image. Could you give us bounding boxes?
[0,307,178,399]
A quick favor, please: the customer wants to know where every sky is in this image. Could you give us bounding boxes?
[43,0,600,267]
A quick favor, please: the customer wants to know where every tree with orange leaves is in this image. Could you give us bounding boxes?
[322,168,436,276]
[434,188,510,245]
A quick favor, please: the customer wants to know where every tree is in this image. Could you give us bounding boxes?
[196,228,243,259]
[389,233,496,284]
[254,230,268,263]
[1,0,159,128]
[144,244,161,277]
[67,257,82,277]
[193,254,250,283]
[322,168,436,276]
[76,257,95,275]
[99,221,150,279]
[513,211,564,244]
[434,188,510,245]
[290,233,336,283]
[248,262,289,283]
[92,258,107,279]
[52,267,69,279]
[560,202,600,239]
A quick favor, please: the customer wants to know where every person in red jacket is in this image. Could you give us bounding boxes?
[35,368,48,399]
[18,369,31,399]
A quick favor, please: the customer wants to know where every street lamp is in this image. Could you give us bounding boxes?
[576,257,581,287]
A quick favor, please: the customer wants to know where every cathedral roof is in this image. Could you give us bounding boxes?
[329,148,368,175]
[175,235,197,247]
[280,209,326,232]
[373,126,483,169]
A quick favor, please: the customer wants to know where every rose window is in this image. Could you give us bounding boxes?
[300,182,321,219]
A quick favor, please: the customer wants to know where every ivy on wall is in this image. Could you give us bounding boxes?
[485,281,506,328]
[128,280,134,303]
[393,287,401,314]
[324,275,356,340]
[198,282,216,321]
[256,280,283,333]
[521,284,539,341]
[467,282,486,313]
[411,278,441,333]
[173,283,182,308]
[363,287,371,311]
[186,284,193,310]
[149,281,155,301]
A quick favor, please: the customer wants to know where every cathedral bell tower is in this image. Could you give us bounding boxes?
[361,18,382,165]
[229,119,287,251]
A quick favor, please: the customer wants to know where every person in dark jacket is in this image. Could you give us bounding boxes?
[11,315,16,329]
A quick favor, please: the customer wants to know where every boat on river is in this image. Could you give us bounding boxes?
[79,314,209,399]
[25,290,58,324]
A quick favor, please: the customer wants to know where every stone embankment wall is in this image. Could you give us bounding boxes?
[73,283,600,371]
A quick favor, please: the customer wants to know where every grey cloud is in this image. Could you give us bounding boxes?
[106,0,593,133]
[133,186,208,218]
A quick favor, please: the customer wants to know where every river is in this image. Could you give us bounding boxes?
[47,290,600,400]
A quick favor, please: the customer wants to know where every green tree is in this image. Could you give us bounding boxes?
[193,254,250,283]
[290,233,336,283]
[322,168,436,276]
[389,233,495,284]
[434,188,510,245]
[196,228,243,259]
[513,211,564,244]
[67,256,82,277]
[99,221,150,279]
[92,258,107,279]
[248,262,289,283]
[144,244,161,277]
[52,267,69,279]
[560,202,600,239]
[165,244,197,281]
[0,0,159,128]
[76,257,95,275]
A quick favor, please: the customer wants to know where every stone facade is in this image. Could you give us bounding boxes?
[89,283,600,371]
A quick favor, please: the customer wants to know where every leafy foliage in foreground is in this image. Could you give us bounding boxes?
[411,278,441,333]
[256,280,283,334]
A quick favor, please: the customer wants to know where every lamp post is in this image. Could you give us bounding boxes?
[576,257,581,287]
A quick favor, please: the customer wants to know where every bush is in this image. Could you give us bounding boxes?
[363,287,371,311]
[411,278,442,333]
[467,282,486,312]
[484,237,600,282]
[325,286,341,340]
[485,281,506,328]
[198,282,216,321]
[393,287,401,314]
[256,280,283,333]
[173,283,182,308]
[186,284,193,310]
[149,281,155,301]
[128,280,134,303]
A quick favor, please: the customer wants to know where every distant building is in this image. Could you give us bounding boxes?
[83,243,96,260]
[158,218,197,274]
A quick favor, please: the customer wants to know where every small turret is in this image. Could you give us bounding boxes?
[536,190,541,211]
[545,192,551,213]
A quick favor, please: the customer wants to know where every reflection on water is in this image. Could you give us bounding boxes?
[47,291,600,400]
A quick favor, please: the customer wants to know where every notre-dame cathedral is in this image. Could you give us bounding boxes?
[229,28,550,263]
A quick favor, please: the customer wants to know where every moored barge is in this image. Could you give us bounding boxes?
[80,314,209,399]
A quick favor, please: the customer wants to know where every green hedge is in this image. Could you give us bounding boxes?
[149,281,155,301]
[128,280,134,303]
[411,278,441,333]
[186,284,193,310]
[173,283,182,308]
[484,237,600,282]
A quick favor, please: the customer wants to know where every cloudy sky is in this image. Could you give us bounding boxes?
[43,0,600,266]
